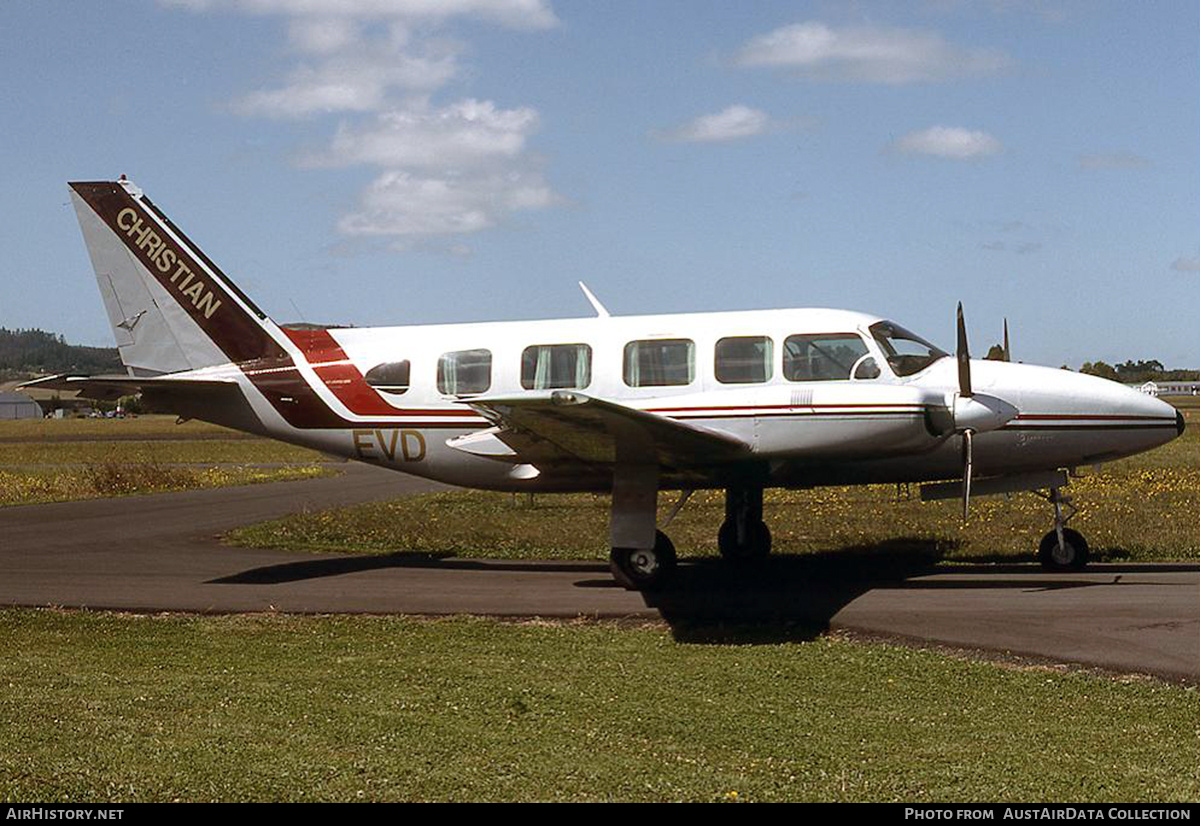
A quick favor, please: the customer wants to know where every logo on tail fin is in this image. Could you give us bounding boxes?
[115,207,222,320]
[116,309,147,333]
[71,181,283,366]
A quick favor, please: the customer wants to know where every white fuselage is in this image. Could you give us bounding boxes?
[184,306,1181,492]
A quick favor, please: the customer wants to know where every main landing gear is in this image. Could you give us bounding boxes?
[609,531,677,591]
[718,486,772,562]
[609,484,773,591]
[1034,485,1089,572]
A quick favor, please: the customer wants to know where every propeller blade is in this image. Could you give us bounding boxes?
[1003,318,1011,362]
[961,429,974,522]
[956,302,973,397]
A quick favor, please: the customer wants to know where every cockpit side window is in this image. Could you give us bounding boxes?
[869,321,948,377]
[364,360,411,395]
[783,334,876,382]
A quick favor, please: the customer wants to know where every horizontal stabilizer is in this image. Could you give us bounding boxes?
[19,373,238,402]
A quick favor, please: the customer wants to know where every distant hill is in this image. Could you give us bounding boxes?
[0,328,121,381]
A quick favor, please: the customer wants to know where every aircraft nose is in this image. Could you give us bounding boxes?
[1099,375,1180,428]
[1124,382,1180,424]
[971,361,1183,463]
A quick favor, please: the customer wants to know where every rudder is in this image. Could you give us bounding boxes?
[68,179,288,375]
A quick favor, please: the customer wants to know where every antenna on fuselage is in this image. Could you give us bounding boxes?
[578,282,611,318]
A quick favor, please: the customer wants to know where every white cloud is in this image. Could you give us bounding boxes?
[287,17,361,54]
[1079,151,1152,171]
[169,0,562,242]
[734,21,1008,84]
[233,36,461,118]
[1170,257,1200,273]
[162,0,558,29]
[656,105,772,143]
[340,167,558,237]
[892,126,1002,159]
[308,100,540,168]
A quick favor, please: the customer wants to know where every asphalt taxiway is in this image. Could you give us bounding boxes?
[1,463,1196,682]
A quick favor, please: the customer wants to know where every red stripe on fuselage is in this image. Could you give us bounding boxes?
[282,328,479,419]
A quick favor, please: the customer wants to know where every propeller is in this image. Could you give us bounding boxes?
[956,302,974,521]
[950,304,1019,520]
[961,428,973,522]
[956,302,972,398]
[922,304,1019,521]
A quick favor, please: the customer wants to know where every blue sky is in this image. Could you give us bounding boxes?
[1,0,1196,368]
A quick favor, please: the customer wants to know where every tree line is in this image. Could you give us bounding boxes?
[1075,359,1198,384]
[0,328,121,380]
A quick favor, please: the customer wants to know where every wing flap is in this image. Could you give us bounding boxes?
[462,390,752,468]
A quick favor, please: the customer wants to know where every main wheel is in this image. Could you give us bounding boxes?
[610,531,677,591]
[717,519,772,562]
[1038,528,1089,572]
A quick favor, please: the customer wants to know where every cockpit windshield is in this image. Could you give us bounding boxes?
[869,321,949,377]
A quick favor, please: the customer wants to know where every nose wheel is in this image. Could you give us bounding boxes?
[1034,486,1090,571]
[1038,527,1089,571]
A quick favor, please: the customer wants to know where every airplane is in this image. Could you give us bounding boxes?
[24,178,1185,590]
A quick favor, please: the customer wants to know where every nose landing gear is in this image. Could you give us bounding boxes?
[1034,486,1090,571]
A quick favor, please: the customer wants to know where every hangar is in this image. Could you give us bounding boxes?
[0,390,42,420]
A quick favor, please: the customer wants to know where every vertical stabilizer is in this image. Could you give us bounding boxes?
[68,180,287,375]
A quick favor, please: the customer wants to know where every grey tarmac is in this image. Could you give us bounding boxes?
[1,462,1196,682]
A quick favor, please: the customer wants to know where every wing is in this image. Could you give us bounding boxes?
[450,390,752,469]
[19,373,238,402]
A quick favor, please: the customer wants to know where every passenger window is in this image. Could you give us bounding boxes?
[715,336,773,384]
[437,349,492,395]
[364,361,411,395]
[783,334,875,382]
[623,339,695,387]
[521,344,592,390]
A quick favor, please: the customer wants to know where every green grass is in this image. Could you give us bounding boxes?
[0,414,242,440]
[0,415,333,505]
[0,439,333,465]
[0,463,330,506]
[0,610,1195,802]
[227,407,1200,563]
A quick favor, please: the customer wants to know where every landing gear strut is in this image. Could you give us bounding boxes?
[718,486,772,562]
[1034,485,1089,571]
[608,457,677,591]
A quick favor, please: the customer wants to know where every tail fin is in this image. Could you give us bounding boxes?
[68,180,289,376]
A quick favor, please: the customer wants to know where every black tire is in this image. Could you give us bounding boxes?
[1038,528,1090,572]
[717,519,772,562]
[610,531,677,591]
